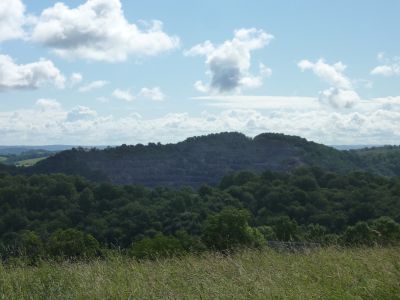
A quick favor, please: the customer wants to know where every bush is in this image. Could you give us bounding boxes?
[15,230,44,259]
[341,222,379,246]
[305,224,327,243]
[257,225,277,241]
[202,208,265,251]
[273,216,300,241]
[47,229,100,259]
[370,217,400,246]
[130,234,185,259]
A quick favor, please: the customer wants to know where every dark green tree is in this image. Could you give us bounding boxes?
[371,216,400,246]
[130,234,185,259]
[202,208,265,251]
[341,222,379,246]
[47,229,100,259]
[273,216,300,241]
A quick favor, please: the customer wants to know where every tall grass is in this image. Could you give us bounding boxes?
[1,247,399,299]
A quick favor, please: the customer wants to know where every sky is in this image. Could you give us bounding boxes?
[0,0,399,146]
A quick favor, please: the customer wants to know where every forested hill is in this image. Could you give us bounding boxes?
[25,132,400,188]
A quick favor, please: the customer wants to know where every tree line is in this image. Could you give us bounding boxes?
[0,167,399,261]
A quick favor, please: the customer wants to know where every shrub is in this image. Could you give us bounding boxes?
[341,222,379,246]
[273,216,300,241]
[47,229,100,259]
[202,208,265,251]
[370,216,400,246]
[15,230,44,258]
[130,234,185,259]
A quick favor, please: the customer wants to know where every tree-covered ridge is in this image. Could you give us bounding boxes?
[25,131,393,188]
[21,132,400,188]
[353,145,400,176]
[1,167,399,259]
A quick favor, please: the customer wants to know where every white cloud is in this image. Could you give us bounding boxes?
[0,54,65,91]
[0,0,27,42]
[31,0,180,62]
[259,63,272,77]
[192,95,317,110]
[67,105,97,122]
[111,86,165,102]
[298,59,351,89]
[318,87,360,109]
[298,59,360,109]
[194,81,209,93]
[185,28,274,93]
[35,98,62,111]
[1,96,400,145]
[70,73,83,86]
[78,80,108,92]
[370,54,400,76]
[112,88,135,102]
[139,87,165,101]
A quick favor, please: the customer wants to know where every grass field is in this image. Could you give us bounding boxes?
[0,156,7,163]
[15,157,47,167]
[0,247,399,300]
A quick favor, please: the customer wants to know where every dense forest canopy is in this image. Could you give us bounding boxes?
[1,132,400,260]
[0,167,399,259]
[17,132,400,188]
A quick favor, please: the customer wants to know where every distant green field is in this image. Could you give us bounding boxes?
[0,156,7,163]
[0,247,399,299]
[15,157,47,167]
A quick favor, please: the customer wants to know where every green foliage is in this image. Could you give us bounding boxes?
[273,216,300,241]
[15,230,44,259]
[48,229,100,259]
[202,208,265,251]
[130,234,185,259]
[370,216,400,246]
[25,132,400,188]
[341,222,380,246]
[23,132,400,190]
[175,230,206,252]
[304,224,328,243]
[0,167,399,258]
[257,225,276,241]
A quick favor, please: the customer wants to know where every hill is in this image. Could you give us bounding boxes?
[0,145,75,155]
[27,132,374,188]
[0,150,54,168]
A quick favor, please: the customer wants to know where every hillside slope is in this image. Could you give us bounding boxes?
[27,132,369,187]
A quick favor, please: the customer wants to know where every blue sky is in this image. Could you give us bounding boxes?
[0,0,399,145]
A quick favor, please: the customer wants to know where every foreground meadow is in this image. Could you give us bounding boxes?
[1,247,399,300]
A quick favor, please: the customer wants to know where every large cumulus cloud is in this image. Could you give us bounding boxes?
[0,0,27,42]
[0,54,65,91]
[185,28,273,93]
[298,59,360,109]
[31,0,180,62]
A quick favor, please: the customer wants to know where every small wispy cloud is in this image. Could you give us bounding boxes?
[139,87,165,101]
[112,88,135,102]
[78,80,108,92]
[370,53,400,77]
